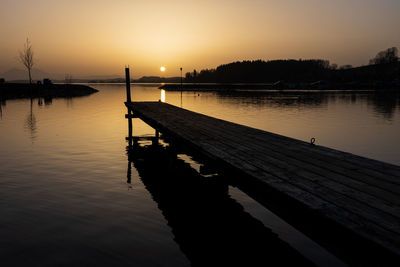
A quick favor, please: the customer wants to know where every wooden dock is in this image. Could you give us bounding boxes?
[125,101,400,263]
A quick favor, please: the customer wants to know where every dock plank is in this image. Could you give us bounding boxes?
[162,102,400,180]
[126,101,400,259]
[189,119,400,206]
[169,125,400,231]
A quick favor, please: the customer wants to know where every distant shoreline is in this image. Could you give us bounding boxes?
[159,81,400,91]
[0,83,98,100]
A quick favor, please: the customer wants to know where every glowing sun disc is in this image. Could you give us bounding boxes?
[160,66,166,72]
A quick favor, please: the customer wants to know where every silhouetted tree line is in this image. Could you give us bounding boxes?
[369,47,398,65]
[184,47,399,84]
[185,59,331,83]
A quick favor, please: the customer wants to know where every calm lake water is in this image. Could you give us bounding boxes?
[0,84,399,266]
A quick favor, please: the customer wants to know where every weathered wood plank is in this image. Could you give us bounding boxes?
[196,141,400,243]
[135,103,400,201]
[178,122,400,214]
[183,118,400,206]
[169,136,400,252]
[136,102,400,190]
[150,101,400,180]
[126,101,400,257]
[163,122,400,232]
[128,102,400,217]
[178,104,400,181]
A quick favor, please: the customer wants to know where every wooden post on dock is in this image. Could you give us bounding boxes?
[126,67,133,148]
[125,67,132,104]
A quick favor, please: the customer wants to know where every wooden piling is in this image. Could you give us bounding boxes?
[125,67,132,103]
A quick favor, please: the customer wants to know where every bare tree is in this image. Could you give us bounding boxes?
[19,38,35,84]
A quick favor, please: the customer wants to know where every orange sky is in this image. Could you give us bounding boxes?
[1,0,399,77]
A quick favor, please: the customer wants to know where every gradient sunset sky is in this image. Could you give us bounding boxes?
[1,0,399,77]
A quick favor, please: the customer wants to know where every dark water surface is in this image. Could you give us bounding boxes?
[1,84,399,266]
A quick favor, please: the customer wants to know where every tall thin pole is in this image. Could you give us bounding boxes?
[180,67,183,108]
[125,67,132,103]
[126,67,133,148]
[180,67,183,90]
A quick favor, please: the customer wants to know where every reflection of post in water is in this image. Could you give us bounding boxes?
[125,143,312,266]
[126,111,133,185]
[125,111,161,186]
[127,160,132,184]
[127,114,133,148]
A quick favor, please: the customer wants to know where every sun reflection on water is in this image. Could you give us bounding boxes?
[161,89,166,102]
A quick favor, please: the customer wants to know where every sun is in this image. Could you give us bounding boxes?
[160,66,166,72]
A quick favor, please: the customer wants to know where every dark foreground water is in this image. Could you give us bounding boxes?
[0,84,399,266]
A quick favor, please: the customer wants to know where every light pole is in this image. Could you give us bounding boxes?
[180,67,183,107]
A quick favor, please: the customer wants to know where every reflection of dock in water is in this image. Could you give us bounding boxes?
[126,143,313,266]
[123,68,400,265]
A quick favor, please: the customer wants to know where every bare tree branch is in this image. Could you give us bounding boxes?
[19,38,35,84]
